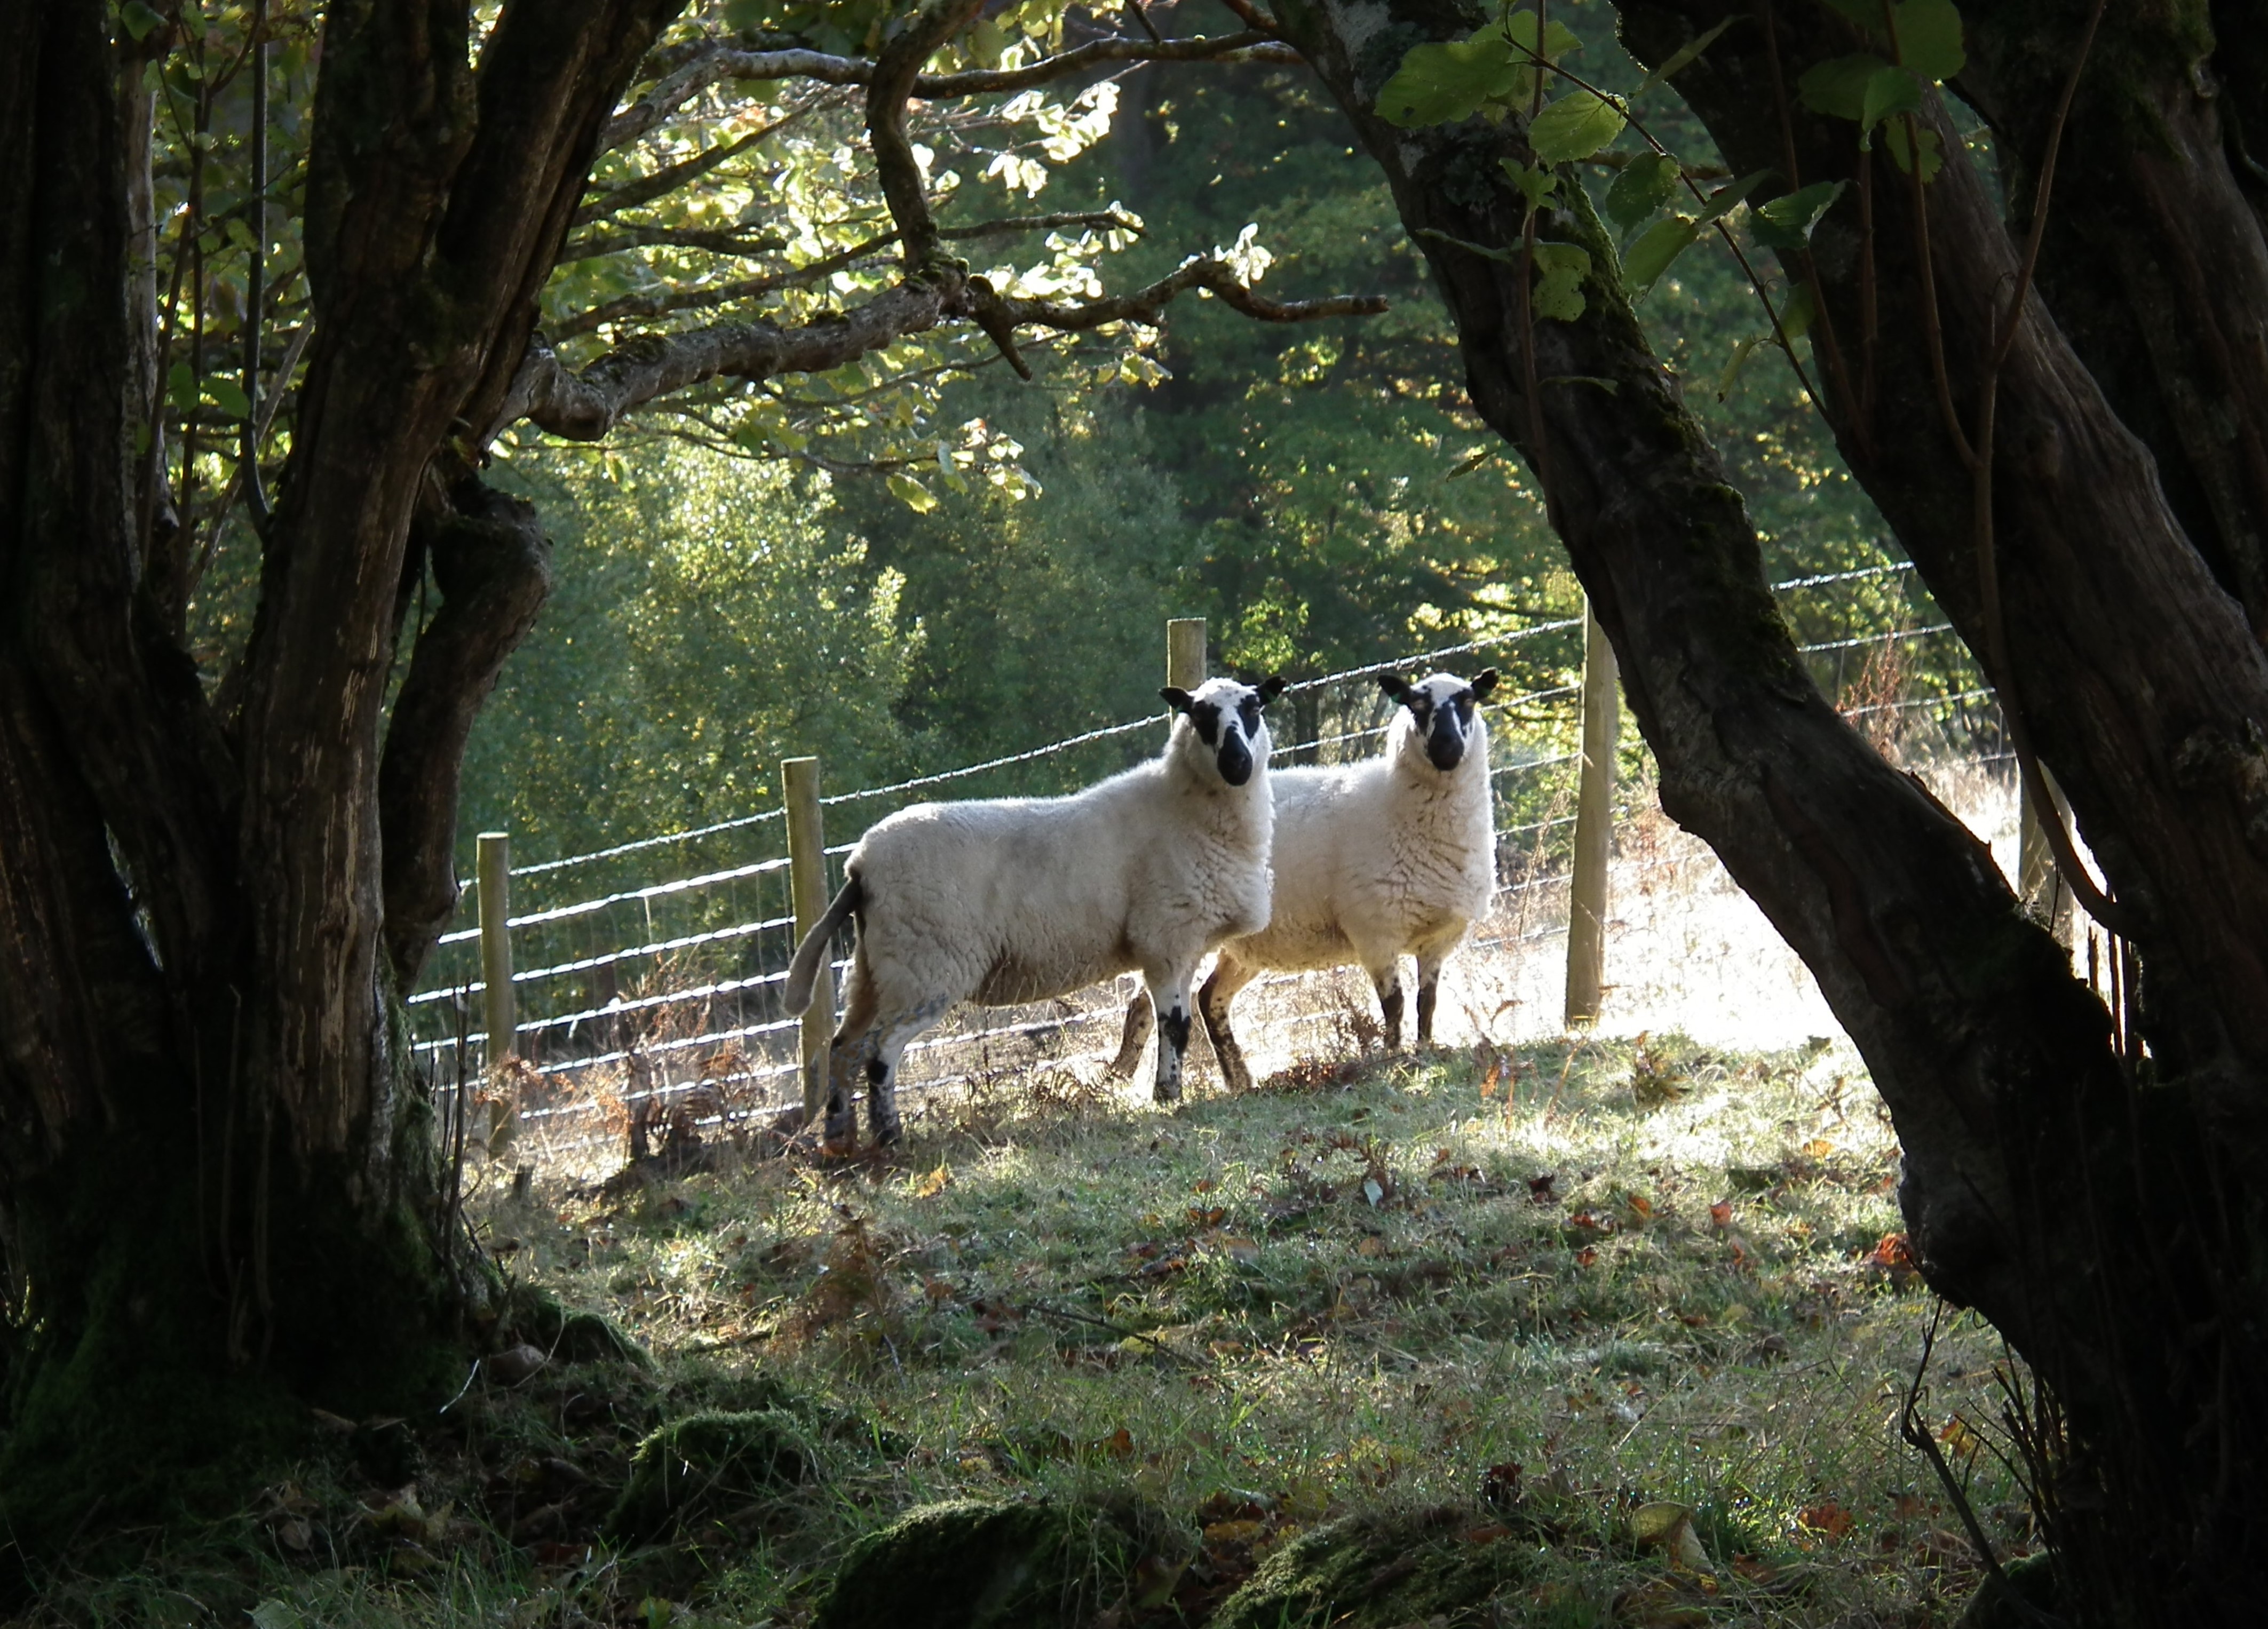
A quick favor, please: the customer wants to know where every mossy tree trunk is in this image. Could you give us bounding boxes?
[1278,0,2263,1620]
[0,0,683,1559]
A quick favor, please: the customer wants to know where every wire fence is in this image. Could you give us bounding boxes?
[409,557,2005,1175]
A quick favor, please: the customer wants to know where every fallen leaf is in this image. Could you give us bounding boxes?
[1708,1199,1733,1231]
[913,1163,951,1198]
[1802,1137,1836,1158]
[1193,1177,1218,1193]
[1797,1499,1855,1539]
[1098,1426,1135,1459]
[1631,1500,1711,1571]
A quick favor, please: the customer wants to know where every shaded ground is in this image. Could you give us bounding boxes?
[16,1035,2038,1627]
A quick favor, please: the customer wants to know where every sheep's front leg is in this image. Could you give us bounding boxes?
[1108,989,1155,1079]
[1145,969,1196,1105]
[1367,960,1405,1050]
[1199,953,1262,1095]
[1414,946,1448,1047]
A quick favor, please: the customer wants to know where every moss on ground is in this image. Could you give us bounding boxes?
[813,1495,1178,1629]
[1209,1505,1544,1628]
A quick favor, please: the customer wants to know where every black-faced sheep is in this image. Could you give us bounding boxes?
[1113,669,1497,1092]
[783,674,1287,1148]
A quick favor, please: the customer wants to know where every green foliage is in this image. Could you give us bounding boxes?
[1373,14,1585,129]
[1751,181,1849,251]
[458,441,926,865]
[1527,88,1628,163]
[1622,216,1699,296]
[1604,153,1682,236]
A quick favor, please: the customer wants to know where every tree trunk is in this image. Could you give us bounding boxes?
[0,0,683,1563]
[1278,0,2264,1618]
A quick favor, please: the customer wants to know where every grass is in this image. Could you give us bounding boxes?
[14,1033,2039,1628]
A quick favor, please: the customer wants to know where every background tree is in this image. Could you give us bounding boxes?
[1278,0,2266,1619]
[0,0,1375,1553]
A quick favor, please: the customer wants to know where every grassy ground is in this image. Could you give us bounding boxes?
[18,1034,2040,1628]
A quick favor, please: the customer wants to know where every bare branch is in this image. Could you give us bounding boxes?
[942,208,1144,240]
[870,0,988,269]
[914,29,1298,95]
[602,50,872,150]
[990,254,1387,329]
[600,30,1299,151]
[550,230,897,338]
[504,281,961,441]
[503,255,1384,443]
[578,102,835,223]
[558,225,791,263]
[548,212,1135,337]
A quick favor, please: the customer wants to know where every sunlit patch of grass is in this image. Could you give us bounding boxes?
[17,1037,2025,1627]
[457,1032,2028,1624]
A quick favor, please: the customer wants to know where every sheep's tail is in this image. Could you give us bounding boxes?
[784,876,863,1015]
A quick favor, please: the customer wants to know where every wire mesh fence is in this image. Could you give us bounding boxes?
[409,558,2009,1177]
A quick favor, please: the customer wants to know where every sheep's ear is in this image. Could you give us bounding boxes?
[1256,676,1288,708]
[1161,687,1195,716]
[1376,673,1414,705]
[1471,669,1500,701]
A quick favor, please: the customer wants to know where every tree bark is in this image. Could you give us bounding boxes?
[0,0,683,1560]
[1276,0,2264,1617]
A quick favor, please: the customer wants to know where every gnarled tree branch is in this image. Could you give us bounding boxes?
[499,255,1383,442]
[599,29,1296,153]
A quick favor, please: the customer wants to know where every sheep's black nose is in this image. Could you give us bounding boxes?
[1217,735,1254,786]
[1426,729,1465,772]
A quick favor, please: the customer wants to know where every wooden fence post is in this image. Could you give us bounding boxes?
[782,756,833,1122]
[1565,600,1618,1028]
[1167,616,1207,693]
[476,831,515,1068]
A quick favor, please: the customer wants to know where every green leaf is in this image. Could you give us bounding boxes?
[1604,153,1682,235]
[1375,31,1522,128]
[1374,15,1582,129]
[886,473,939,514]
[1501,158,1559,215]
[1776,282,1819,343]
[1750,180,1847,250]
[120,1,165,41]
[1883,118,1945,180]
[1446,446,1496,479]
[1860,65,1924,139]
[1893,0,1966,81]
[1531,241,1590,322]
[968,17,1010,68]
[1694,170,1771,229]
[206,377,251,419]
[1637,16,1737,94]
[166,361,198,413]
[1797,53,1890,122]
[1527,89,1627,164]
[1503,9,1586,67]
[1621,216,1698,296]
[1716,334,1769,400]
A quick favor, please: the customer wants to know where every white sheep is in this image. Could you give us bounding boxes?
[1112,669,1498,1092]
[783,674,1287,1148]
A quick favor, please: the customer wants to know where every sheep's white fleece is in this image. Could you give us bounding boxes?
[786,675,1279,1145]
[1239,722,1492,974]
[836,740,1273,1011]
[1191,671,1495,1091]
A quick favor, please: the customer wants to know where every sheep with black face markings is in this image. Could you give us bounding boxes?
[783,674,1287,1148]
[1113,669,1498,1092]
